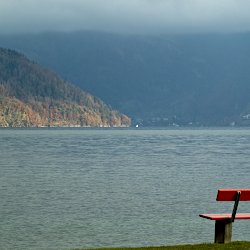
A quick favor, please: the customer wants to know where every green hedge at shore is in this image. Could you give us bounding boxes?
[75,241,250,250]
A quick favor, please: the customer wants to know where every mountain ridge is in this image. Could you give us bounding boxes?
[1,31,250,126]
[0,48,131,127]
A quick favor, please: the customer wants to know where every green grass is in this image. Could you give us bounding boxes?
[75,241,250,250]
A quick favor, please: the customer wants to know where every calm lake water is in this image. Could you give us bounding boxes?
[0,128,250,250]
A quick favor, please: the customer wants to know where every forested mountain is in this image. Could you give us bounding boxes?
[0,48,130,127]
[1,31,250,126]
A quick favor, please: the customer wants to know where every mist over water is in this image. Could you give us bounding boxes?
[0,128,250,250]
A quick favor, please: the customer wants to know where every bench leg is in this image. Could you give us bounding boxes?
[214,220,232,243]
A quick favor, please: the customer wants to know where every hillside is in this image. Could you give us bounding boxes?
[0,48,130,127]
[1,31,250,126]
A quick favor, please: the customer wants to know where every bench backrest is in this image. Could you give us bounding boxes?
[216,189,250,201]
[216,189,250,222]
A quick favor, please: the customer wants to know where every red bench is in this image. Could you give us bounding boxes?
[199,189,250,243]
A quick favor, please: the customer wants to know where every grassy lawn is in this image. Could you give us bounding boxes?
[75,241,250,250]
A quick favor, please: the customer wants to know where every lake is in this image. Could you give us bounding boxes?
[0,128,250,250]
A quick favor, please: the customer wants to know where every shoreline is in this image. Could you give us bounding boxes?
[74,241,250,250]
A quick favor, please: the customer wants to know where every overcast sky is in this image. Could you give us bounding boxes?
[1,0,250,35]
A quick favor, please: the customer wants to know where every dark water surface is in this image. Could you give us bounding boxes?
[0,128,249,250]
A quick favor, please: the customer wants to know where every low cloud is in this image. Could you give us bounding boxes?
[1,0,250,34]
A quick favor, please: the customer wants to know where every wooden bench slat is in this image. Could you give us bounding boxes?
[217,189,250,201]
[199,213,250,220]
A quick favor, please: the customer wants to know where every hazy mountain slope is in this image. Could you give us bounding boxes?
[0,48,130,127]
[1,31,250,126]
